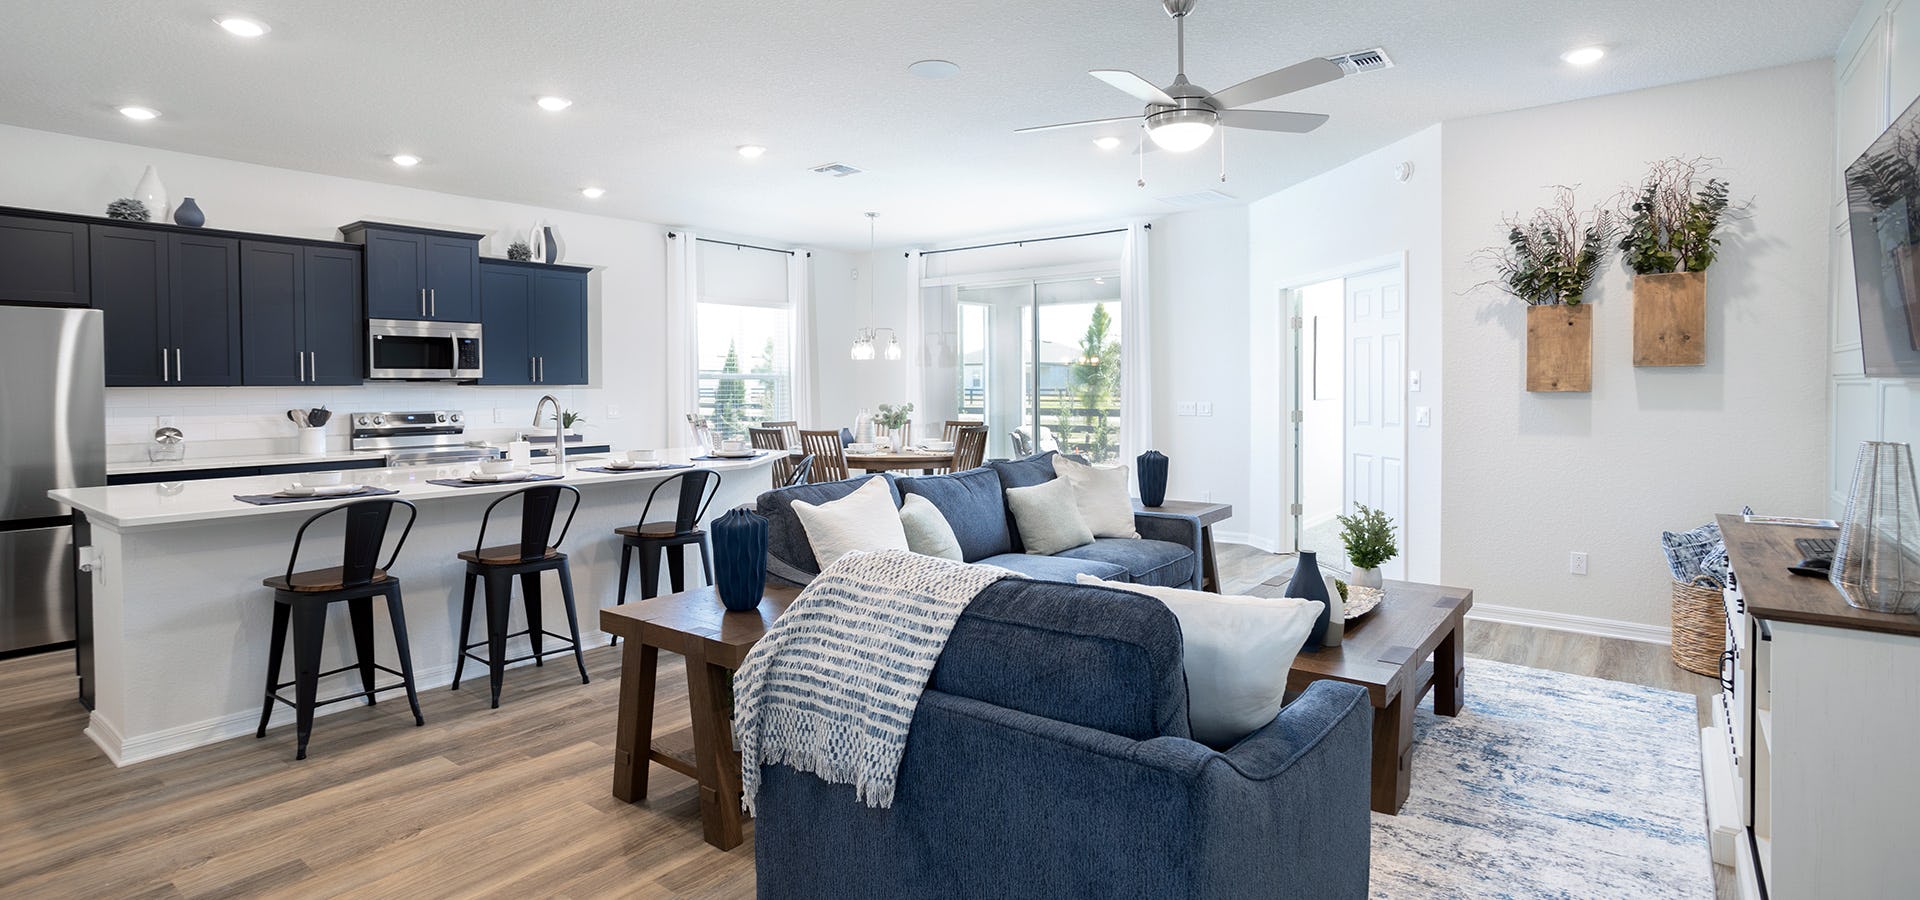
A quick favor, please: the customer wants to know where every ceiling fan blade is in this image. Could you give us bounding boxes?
[1015,115,1142,134]
[1090,70,1177,106]
[1210,58,1343,109]
[1218,109,1331,133]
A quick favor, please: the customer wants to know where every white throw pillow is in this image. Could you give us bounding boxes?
[1052,455,1139,538]
[898,493,964,561]
[1077,574,1324,748]
[1005,477,1095,555]
[792,477,909,570]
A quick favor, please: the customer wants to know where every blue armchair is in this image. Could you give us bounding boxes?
[752,577,1374,899]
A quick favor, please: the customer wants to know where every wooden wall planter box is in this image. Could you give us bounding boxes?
[1526,303,1592,392]
[1632,271,1706,366]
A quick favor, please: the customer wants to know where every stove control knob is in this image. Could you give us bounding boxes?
[436,413,447,423]
[372,415,385,426]
[355,415,370,427]
[449,413,463,424]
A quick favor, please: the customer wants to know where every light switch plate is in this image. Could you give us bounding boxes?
[1415,406,1431,427]
[606,404,622,420]
[1197,402,1214,416]
[1409,370,1422,392]
[1176,401,1196,416]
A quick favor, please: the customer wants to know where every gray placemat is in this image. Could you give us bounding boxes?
[425,474,563,488]
[692,452,771,461]
[234,486,398,506]
[576,463,693,474]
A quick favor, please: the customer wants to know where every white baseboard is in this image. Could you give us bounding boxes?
[1467,602,1672,645]
[1216,531,1281,554]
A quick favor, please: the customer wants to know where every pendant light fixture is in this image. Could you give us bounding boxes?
[850,212,902,361]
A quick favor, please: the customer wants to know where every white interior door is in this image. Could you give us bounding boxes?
[1344,267,1407,579]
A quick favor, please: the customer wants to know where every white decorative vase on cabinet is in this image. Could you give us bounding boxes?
[134,166,168,222]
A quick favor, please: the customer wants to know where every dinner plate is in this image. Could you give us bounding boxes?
[711,449,758,458]
[604,460,665,470]
[463,470,532,483]
[278,483,364,498]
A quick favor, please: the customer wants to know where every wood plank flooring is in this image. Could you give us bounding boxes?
[1,545,1724,898]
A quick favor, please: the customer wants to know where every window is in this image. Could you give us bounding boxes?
[695,242,793,440]
[956,302,990,420]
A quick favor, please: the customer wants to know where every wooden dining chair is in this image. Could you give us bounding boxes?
[942,420,977,445]
[952,426,989,472]
[750,426,796,486]
[799,430,851,482]
[761,420,801,453]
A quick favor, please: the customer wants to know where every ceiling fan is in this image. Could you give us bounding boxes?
[1017,0,1344,153]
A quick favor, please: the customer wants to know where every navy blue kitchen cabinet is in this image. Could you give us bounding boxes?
[0,213,89,305]
[90,225,241,386]
[241,241,364,385]
[478,258,589,385]
[165,234,243,386]
[340,222,482,322]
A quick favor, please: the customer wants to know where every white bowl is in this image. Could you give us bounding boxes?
[479,458,515,475]
[720,440,749,453]
[300,471,345,486]
[847,443,878,454]
[922,440,956,452]
[627,449,659,463]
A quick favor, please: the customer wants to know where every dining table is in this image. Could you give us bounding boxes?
[843,448,955,474]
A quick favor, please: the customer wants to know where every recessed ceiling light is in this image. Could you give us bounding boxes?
[1092,136,1122,151]
[215,17,269,38]
[1561,45,1606,66]
[908,59,961,79]
[118,106,160,121]
[536,96,572,112]
[737,144,767,159]
[390,154,420,167]
[580,187,605,199]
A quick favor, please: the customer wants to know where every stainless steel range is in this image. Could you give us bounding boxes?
[350,410,499,467]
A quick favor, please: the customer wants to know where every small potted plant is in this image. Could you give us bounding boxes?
[875,402,914,451]
[1336,504,1398,589]
[1618,157,1734,367]
[1478,186,1620,392]
[549,409,585,436]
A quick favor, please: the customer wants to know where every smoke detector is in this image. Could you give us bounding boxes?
[1326,48,1394,75]
[810,162,865,177]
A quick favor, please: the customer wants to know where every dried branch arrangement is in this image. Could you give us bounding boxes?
[1478,186,1621,306]
[1618,157,1734,275]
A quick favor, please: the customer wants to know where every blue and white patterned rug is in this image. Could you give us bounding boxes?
[1372,658,1714,899]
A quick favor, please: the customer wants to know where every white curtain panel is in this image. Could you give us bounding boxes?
[664,230,701,446]
[1120,221,1154,471]
[903,250,925,416]
[788,250,814,427]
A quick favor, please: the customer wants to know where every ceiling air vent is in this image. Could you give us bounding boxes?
[1157,189,1237,209]
[1327,48,1393,75]
[810,162,865,177]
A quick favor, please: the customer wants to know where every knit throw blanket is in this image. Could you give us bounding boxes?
[733,549,1014,813]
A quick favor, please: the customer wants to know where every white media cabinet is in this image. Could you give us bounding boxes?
[1703,515,1920,898]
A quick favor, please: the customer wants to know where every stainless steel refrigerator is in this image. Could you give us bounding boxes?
[0,305,105,656]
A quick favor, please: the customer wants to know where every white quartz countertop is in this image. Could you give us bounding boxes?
[106,449,393,476]
[54,449,778,530]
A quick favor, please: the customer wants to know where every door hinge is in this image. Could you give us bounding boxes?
[1289,409,1303,424]
[1289,503,1303,517]
[1289,315,1303,330]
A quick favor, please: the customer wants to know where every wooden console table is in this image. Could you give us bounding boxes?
[600,584,800,851]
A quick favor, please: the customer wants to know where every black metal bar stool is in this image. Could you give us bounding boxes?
[256,498,424,760]
[612,470,721,642]
[453,483,590,708]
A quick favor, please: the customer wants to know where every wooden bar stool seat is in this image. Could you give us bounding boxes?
[452,484,591,709]
[256,498,424,761]
[612,470,721,644]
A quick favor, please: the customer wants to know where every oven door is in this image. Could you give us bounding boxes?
[367,319,481,380]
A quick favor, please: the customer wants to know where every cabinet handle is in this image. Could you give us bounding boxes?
[420,288,427,317]
[430,288,436,317]
[310,351,317,380]
[299,350,306,382]
[175,348,182,382]
[538,356,545,383]
[162,346,169,382]
[530,357,536,382]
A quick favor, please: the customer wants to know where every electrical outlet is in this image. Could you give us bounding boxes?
[1176,401,1196,416]
[1201,490,1212,501]
[1196,402,1214,417]
[493,408,506,424]
[606,404,622,420]
[1569,552,1588,576]
[1409,370,1421,392]
[1415,406,1431,427]
[156,415,174,428]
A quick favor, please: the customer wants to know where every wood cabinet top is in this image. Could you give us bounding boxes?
[0,204,356,250]
[338,220,486,241]
[1719,514,1920,638]
[477,256,594,274]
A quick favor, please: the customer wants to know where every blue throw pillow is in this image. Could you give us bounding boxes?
[895,468,1013,562]
[1659,522,1721,582]
[988,452,1061,553]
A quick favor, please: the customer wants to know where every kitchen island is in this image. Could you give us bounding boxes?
[49,450,780,765]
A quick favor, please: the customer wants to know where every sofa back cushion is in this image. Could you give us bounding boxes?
[894,467,1012,562]
[986,451,1061,553]
[758,475,899,576]
[934,577,1191,740]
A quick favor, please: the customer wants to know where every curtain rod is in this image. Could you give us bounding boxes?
[668,232,799,256]
[913,224,1146,258]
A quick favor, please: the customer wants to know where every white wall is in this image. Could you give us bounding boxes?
[1149,207,1253,525]
[0,122,674,460]
[1441,61,1833,631]
[1246,126,1444,577]
[1830,2,1920,515]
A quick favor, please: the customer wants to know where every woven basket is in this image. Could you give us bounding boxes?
[1670,575,1726,676]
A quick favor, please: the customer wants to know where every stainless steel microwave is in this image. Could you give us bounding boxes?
[367,319,483,381]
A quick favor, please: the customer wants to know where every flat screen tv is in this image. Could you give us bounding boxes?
[1849,94,1920,377]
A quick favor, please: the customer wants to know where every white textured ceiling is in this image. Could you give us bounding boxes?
[0,0,1856,248]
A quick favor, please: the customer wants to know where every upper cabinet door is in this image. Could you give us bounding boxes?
[423,235,480,321]
[89,225,169,386]
[479,263,533,384]
[167,234,242,386]
[239,241,306,386]
[531,269,589,385]
[303,246,363,385]
[361,228,426,319]
[0,215,89,306]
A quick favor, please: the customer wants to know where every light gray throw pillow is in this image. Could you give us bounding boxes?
[1005,477,1095,555]
[898,493,964,561]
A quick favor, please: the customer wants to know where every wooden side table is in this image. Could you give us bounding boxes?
[600,584,799,850]
[1137,499,1233,593]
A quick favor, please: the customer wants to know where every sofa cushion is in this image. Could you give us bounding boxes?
[894,467,1012,561]
[898,494,963,561]
[791,476,909,569]
[1055,538,1197,589]
[1053,455,1139,539]
[757,475,899,577]
[975,552,1128,583]
[931,577,1191,740]
[1005,477,1095,555]
[987,452,1061,552]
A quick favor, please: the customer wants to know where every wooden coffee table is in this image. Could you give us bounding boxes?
[600,584,801,850]
[1272,577,1474,814]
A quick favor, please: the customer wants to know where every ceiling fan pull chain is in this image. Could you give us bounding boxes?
[1138,124,1148,188]
[1219,125,1227,182]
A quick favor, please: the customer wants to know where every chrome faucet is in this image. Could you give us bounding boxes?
[533,394,566,473]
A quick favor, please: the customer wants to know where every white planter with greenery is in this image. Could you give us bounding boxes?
[1337,504,1398,589]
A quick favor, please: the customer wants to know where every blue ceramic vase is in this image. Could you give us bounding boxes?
[1137,450,1168,508]
[173,197,204,228]
[1289,551,1333,650]
[711,506,769,611]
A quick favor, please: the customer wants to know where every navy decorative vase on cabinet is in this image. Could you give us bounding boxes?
[1289,551,1334,651]
[711,506,769,611]
[172,197,205,227]
[1137,450,1169,508]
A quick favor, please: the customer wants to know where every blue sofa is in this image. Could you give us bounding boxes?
[756,451,1205,589]
[752,576,1374,899]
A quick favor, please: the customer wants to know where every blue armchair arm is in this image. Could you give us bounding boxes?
[1134,510,1204,589]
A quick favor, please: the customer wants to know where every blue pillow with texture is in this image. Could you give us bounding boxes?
[988,452,1062,553]
[1660,522,1721,582]
[895,468,1012,562]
